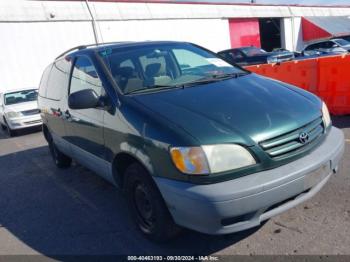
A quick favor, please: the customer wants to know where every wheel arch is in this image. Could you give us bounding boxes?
[112,151,155,189]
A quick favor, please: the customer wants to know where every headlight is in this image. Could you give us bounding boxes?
[170,144,256,175]
[322,102,331,128]
[6,111,21,119]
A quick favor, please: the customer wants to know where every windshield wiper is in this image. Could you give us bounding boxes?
[125,72,250,94]
[181,72,249,88]
[211,72,249,79]
[124,84,181,95]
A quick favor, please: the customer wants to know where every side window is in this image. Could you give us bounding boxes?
[306,43,318,51]
[39,64,52,98]
[70,56,102,96]
[231,50,244,59]
[46,59,71,100]
[325,41,335,48]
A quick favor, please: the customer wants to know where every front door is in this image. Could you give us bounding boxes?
[64,55,110,180]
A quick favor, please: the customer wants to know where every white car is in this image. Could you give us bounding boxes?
[0,88,42,136]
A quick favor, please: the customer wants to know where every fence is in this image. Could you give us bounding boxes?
[244,54,350,115]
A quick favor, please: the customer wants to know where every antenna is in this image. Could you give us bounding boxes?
[85,0,100,45]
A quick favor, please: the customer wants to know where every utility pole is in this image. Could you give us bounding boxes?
[85,0,100,45]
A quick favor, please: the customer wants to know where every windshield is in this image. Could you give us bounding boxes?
[4,89,38,105]
[240,47,266,56]
[98,43,246,94]
[333,39,350,46]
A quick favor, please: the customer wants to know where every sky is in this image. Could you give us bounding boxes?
[172,0,350,5]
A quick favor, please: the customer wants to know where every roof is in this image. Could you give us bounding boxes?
[302,16,350,42]
[58,40,187,59]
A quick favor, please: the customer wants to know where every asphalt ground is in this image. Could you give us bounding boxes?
[0,116,349,257]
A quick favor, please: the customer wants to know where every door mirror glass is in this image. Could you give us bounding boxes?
[68,89,99,110]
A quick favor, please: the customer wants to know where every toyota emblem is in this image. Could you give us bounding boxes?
[299,132,310,144]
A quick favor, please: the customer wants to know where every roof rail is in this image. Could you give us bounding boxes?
[55,45,88,60]
[55,41,133,60]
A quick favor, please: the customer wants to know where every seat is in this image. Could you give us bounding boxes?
[112,66,143,93]
[144,63,172,87]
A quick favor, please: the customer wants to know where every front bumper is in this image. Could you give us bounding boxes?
[6,114,42,130]
[154,127,344,235]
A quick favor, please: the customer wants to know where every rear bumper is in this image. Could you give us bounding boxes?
[154,127,344,235]
[6,114,42,130]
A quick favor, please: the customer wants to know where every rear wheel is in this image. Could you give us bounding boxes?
[124,163,181,242]
[47,131,72,168]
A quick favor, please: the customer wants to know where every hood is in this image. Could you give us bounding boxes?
[4,101,38,113]
[133,74,322,146]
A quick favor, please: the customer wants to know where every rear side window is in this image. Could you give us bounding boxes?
[46,59,71,100]
[70,56,103,96]
[305,43,320,51]
[39,64,52,98]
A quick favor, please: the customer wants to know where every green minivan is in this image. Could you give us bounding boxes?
[38,41,344,241]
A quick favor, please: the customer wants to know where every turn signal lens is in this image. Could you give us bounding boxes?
[322,102,331,129]
[170,147,210,175]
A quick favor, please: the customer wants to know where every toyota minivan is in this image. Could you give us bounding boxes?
[38,41,344,241]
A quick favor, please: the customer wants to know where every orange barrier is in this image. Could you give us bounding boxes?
[244,54,350,115]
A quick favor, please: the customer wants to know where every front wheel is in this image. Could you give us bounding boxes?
[124,163,181,242]
[47,134,72,168]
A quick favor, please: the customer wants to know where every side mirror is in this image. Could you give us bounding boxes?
[68,89,99,110]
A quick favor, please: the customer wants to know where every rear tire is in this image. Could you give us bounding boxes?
[47,132,72,168]
[124,163,181,242]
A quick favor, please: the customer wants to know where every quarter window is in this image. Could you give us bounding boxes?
[70,56,102,96]
[46,59,71,100]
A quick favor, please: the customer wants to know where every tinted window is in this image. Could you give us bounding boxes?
[4,89,38,105]
[70,56,102,96]
[230,50,244,59]
[240,47,266,56]
[46,59,71,100]
[320,41,333,49]
[305,43,320,51]
[39,64,52,98]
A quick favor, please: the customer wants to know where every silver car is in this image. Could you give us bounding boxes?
[0,88,42,136]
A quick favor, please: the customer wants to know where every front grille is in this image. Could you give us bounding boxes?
[21,109,40,116]
[24,120,42,125]
[260,117,324,159]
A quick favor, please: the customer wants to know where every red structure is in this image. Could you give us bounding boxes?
[302,17,332,42]
[228,18,261,48]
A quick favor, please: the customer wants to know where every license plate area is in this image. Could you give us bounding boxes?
[304,162,331,190]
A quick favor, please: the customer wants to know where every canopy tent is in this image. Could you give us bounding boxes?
[302,16,350,42]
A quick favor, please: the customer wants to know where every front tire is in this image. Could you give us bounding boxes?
[5,121,15,137]
[47,132,72,168]
[124,163,181,242]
